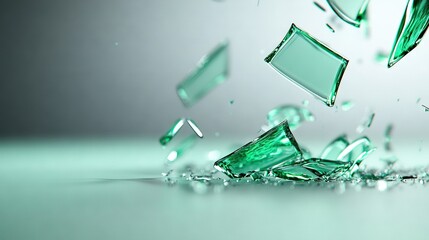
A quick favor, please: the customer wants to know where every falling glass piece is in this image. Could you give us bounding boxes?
[265,24,348,107]
[336,137,375,175]
[341,100,354,111]
[320,135,349,161]
[214,120,303,178]
[272,158,355,181]
[177,42,229,107]
[326,23,336,32]
[266,105,315,130]
[422,104,429,112]
[388,0,429,67]
[375,51,389,63]
[313,1,326,12]
[384,124,394,151]
[166,135,197,162]
[356,111,375,133]
[326,0,369,27]
[159,118,186,146]
[186,119,203,138]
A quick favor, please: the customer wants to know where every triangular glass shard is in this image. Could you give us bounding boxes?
[388,0,429,67]
[267,105,315,130]
[177,42,229,107]
[265,24,348,107]
[326,0,369,27]
[214,120,303,178]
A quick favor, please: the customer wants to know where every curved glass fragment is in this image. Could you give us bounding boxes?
[326,0,369,27]
[320,134,349,161]
[388,0,429,67]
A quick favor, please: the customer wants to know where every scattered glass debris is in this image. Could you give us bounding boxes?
[159,118,186,146]
[320,134,349,160]
[313,1,326,12]
[166,135,197,162]
[356,111,375,133]
[177,42,229,107]
[340,101,354,111]
[388,0,429,67]
[214,120,303,178]
[326,0,369,27]
[422,104,429,112]
[186,119,204,138]
[265,24,348,107]
[384,124,394,151]
[266,105,315,130]
[326,23,336,32]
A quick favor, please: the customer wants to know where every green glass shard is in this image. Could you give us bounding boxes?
[300,146,312,160]
[423,104,429,112]
[326,23,336,33]
[336,137,375,175]
[159,118,186,146]
[267,105,315,130]
[388,0,429,67]
[166,135,197,162]
[313,1,326,12]
[384,124,393,151]
[265,24,348,107]
[356,112,375,133]
[340,100,354,111]
[320,134,349,161]
[177,42,229,107]
[186,119,203,138]
[213,120,303,178]
[272,158,353,181]
[375,51,389,63]
[326,0,369,27]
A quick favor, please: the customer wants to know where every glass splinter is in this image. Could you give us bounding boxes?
[326,23,336,32]
[356,111,375,133]
[326,0,369,27]
[186,119,203,138]
[177,42,229,107]
[313,1,326,12]
[167,135,197,162]
[341,100,354,111]
[267,105,315,130]
[159,118,186,146]
[214,120,303,178]
[265,24,348,107]
[422,104,429,112]
[388,0,429,67]
[336,137,375,175]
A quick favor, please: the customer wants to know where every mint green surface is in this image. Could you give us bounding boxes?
[265,24,348,107]
[326,0,369,27]
[214,120,302,178]
[388,0,429,67]
[177,42,229,107]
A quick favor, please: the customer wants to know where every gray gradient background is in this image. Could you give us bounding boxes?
[0,0,427,140]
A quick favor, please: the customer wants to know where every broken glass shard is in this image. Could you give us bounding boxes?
[341,100,354,111]
[186,119,203,138]
[272,158,355,181]
[313,1,326,12]
[159,118,186,146]
[177,42,229,107]
[422,104,429,112]
[388,0,429,67]
[375,51,389,63]
[384,124,393,151]
[326,0,369,27]
[336,137,375,175]
[265,24,348,107]
[167,135,197,162]
[320,135,349,161]
[356,111,375,133]
[326,23,336,33]
[267,105,315,130]
[214,120,303,178]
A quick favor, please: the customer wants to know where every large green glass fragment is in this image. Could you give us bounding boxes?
[320,134,349,161]
[265,24,348,107]
[326,0,369,27]
[177,42,229,107]
[388,0,429,67]
[267,105,315,130]
[214,120,303,178]
[159,118,186,146]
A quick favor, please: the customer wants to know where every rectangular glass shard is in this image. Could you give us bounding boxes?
[186,119,203,138]
[214,120,303,178]
[265,24,348,107]
[388,0,429,67]
[326,0,369,27]
[176,42,229,107]
[159,118,186,146]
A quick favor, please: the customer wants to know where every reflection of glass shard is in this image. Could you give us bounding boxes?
[267,105,315,130]
[214,120,302,178]
[166,135,197,162]
[159,118,186,146]
[265,24,348,107]
[186,119,203,138]
[177,42,229,107]
[326,0,369,27]
[388,0,429,67]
